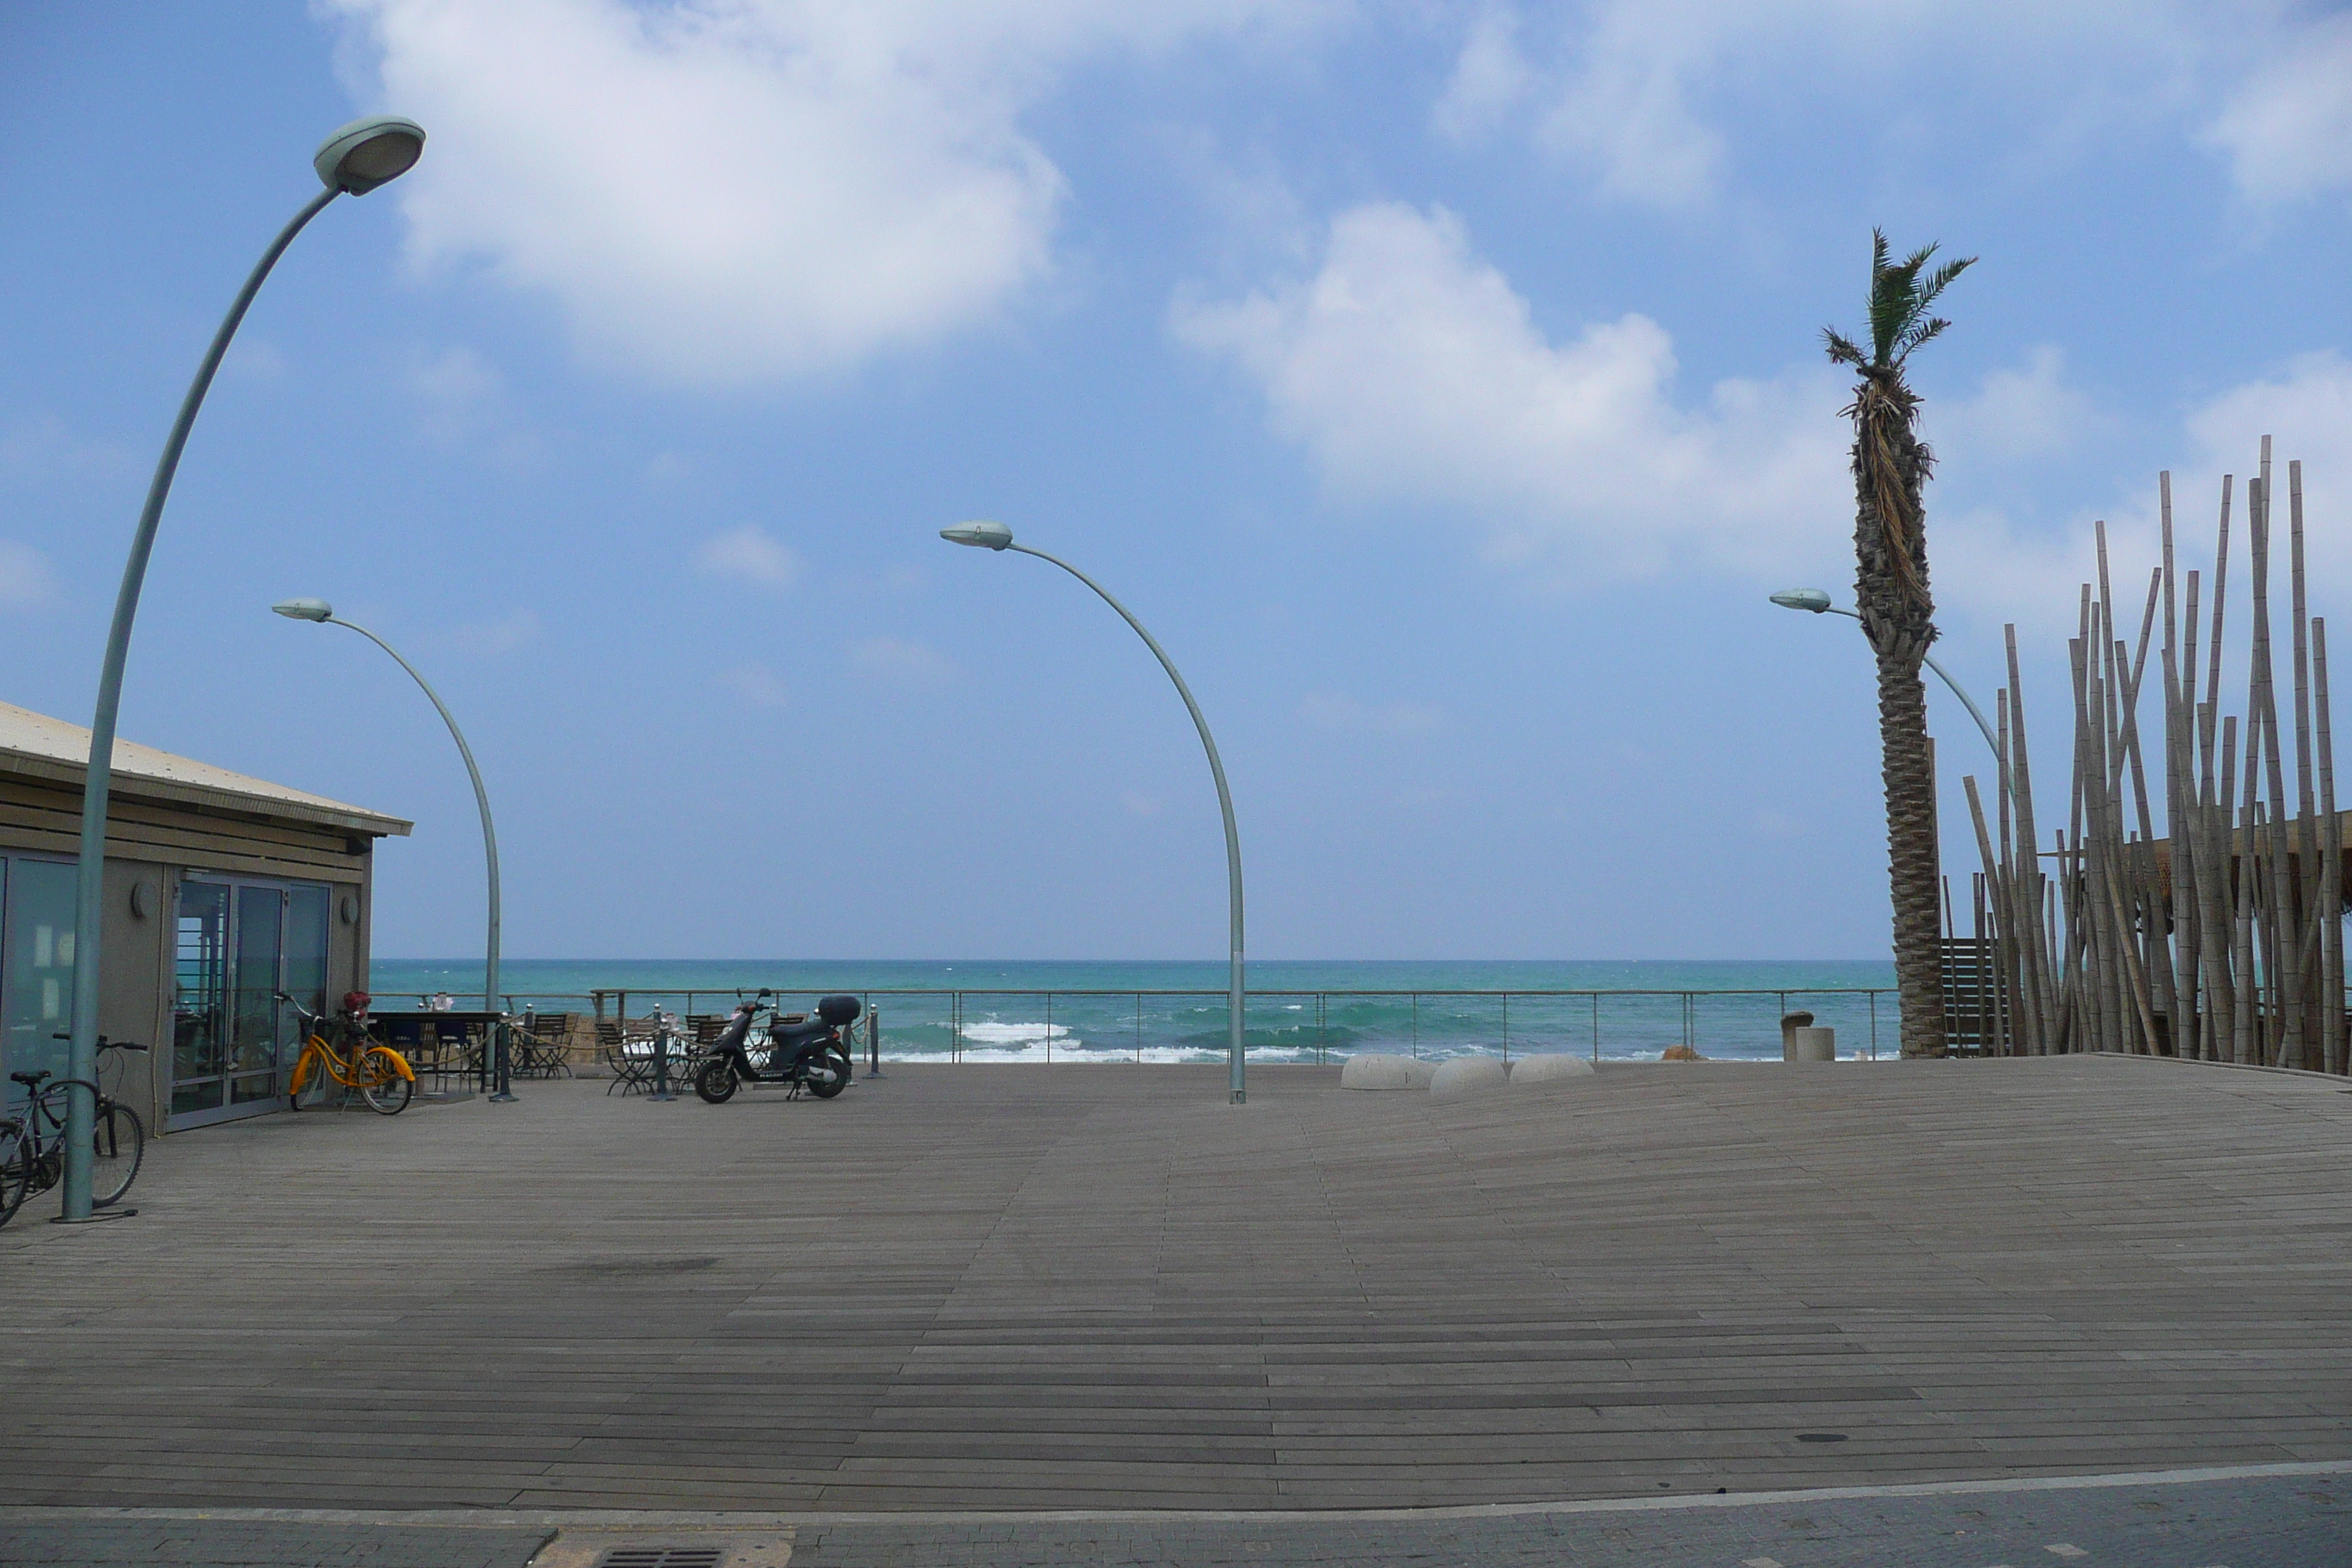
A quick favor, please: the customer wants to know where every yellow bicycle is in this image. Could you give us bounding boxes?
[277,992,415,1115]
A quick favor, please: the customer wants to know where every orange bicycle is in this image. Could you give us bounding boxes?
[277,992,415,1115]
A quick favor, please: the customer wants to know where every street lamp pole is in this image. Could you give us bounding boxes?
[941,521,1249,1104]
[272,599,510,1101]
[60,118,425,1220]
[1770,588,2008,784]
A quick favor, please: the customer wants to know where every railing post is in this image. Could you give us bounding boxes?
[649,1011,674,1102]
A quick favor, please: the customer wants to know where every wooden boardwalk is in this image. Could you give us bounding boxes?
[1,1056,2345,1511]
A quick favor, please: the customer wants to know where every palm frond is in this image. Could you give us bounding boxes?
[1913,254,1976,314]
[1830,230,1975,371]
[1893,315,1950,363]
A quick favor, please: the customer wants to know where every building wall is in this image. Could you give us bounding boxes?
[0,769,379,1134]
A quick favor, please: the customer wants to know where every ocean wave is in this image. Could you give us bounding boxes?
[957,1019,1077,1047]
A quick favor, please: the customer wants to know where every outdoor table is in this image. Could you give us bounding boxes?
[372,1011,505,1092]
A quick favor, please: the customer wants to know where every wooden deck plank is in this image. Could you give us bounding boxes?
[0,1057,2345,1509]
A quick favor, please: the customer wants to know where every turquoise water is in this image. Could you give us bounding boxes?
[372,959,1899,1063]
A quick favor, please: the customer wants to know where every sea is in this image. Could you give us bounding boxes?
[371,958,1901,1064]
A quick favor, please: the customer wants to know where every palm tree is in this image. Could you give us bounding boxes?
[1824,230,1975,1059]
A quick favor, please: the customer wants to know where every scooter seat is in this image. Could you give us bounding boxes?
[770,1018,833,1047]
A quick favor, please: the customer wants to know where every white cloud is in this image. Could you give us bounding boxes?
[222,337,291,383]
[2185,353,2352,608]
[1431,6,1531,144]
[1532,7,1722,208]
[447,606,540,655]
[1444,3,2298,212]
[408,342,502,409]
[1299,691,1440,736]
[721,663,791,707]
[694,524,802,587]
[0,415,132,483]
[327,0,1330,385]
[2206,12,2352,204]
[0,542,59,607]
[1936,346,2111,467]
[1922,355,2352,633]
[405,344,541,463]
[1174,201,1847,580]
[849,635,955,683]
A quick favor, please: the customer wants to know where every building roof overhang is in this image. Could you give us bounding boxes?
[0,701,412,840]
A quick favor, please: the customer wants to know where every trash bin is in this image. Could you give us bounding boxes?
[1780,1011,1815,1062]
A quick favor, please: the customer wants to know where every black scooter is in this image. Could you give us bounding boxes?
[694,990,859,1104]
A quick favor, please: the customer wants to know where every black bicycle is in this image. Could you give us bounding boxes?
[0,1038,148,1226]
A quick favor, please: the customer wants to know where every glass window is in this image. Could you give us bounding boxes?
[285,885,330,1022]
[2,858,78,1114]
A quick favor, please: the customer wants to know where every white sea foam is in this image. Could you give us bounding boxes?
[957,1019,1076,1047]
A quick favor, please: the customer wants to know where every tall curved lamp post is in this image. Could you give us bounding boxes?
[272,598,510,1101]
[1771,588,2009,788]
[60,118,426,1219]
[941,521,1250,1104]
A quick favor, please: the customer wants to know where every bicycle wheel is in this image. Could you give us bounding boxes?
[358,1049,414,1115]
[91,1101,144,1207]
[0,1121,31,1229]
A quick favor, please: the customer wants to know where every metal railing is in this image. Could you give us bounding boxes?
[382,987,1898,1064]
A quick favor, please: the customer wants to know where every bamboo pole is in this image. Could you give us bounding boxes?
[2005,625,2055,1052]
[2288,461,2318,1069]
[2314,619,2343,1074]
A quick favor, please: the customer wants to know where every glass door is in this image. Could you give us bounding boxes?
[228,885,286,1106]
[172,882,231,1119]
[172,876,331,1128]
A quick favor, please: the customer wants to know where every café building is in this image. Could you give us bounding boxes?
[0,699,410,1131]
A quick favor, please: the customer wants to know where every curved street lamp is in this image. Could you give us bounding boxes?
[272,598,510,1101]
[941,521,1250,1104]
[1771,588,2008,784]
[61,118,425,1219]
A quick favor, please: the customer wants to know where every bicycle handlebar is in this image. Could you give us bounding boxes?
[50,1031,148,1052]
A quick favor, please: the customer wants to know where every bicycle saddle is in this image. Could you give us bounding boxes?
[10,1070,49,1088]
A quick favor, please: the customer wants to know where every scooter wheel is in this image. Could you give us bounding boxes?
[695,1060,739,1104]
[806,1048,853,1099]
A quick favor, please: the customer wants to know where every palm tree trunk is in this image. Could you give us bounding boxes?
[1850,374,1949,1058]
[1878,650,1949,1055]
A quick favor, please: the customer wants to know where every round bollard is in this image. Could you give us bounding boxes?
[1509,1053,1595,1087]
[1340,1054,1414,1090]
[1429,1055,1509,1101]
[1790,1025,1836,1063]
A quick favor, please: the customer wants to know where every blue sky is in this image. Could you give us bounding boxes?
[3,1,2348,961]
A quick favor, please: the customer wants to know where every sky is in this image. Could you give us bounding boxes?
[1,0,2348,962]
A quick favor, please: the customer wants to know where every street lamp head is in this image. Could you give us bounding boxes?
[941,519,1014,551]
[313,116,426,196]
[271,596,334,623]
[1770,588,1835,614]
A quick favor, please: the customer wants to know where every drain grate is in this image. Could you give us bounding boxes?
[598,1550,725,1568]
